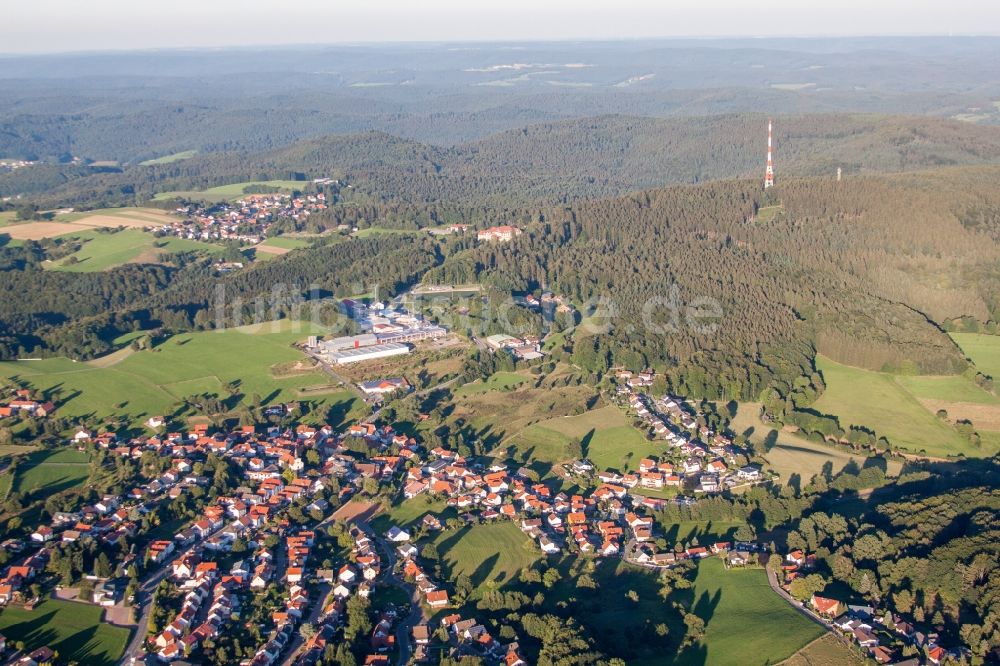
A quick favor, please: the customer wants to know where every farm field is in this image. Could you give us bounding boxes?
[951,332,1000,380]
[732,403,902,483]
[894,374,1000,404]
[661,520,746,545]
[258,236,312,250]
[153,180,307,202]
[138,150,198,165]
[352,227,423,239]
[0,207,174,241]
[676,557,824,666]
[812,355,988,457]
[12,448,91,496]
[0,444,40,457]
[432,522,539,594]
[453,371,527,396]
[0,598,130,666]
[43,229,223,271]
[0,320,363,427]
[779,634,864,666]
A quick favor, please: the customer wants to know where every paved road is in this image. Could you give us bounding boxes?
[119,562,172,663]
[120,523,230,664]
[358,521,425,666]
[280,582,332,666]
[762,554,854,651]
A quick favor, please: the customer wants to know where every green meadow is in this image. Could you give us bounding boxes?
[432,522,539,595]
[258,235,313,250]
[453,371,528,396]
[0,321,363,427]
[12,448,91,496]
[0,599,129,666]
[894,373,1000,404]
[676,557,824,666]
[138,149,198,166]
[951,332,1000,379]
[732,403,902,483]
[812,355,986,456]
[510,405,656,472]
[153,180,307,202]
[552,555,819,666]
[44,229,223,272]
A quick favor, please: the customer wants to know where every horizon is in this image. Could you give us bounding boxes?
[4,0,1000,55]
[5,33,1000,58]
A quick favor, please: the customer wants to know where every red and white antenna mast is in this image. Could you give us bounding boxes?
[764,119,775,189]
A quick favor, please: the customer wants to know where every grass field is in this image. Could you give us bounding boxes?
[951,332,1000,379]
[0,444,40,457]
[153,180,306,202]
[351,227,423,239]
[258,236,312,250]
[0,321,363,427]
[732,403,903,483]
[371,497,450,535]
[0,598,129,666]
[755,204,785,223]
[139,150,197,166]
[433,522,539,594]
[453,371,527,396]
[677,557,824,666]
[779,634,864,666]
[662,520,746,545]
[44,229,223,272]
[543,405,655,472]
[447,377,599,465]
[894,374,1000,404]
[508,405,657,474]
[812,355,988,456]
[12,448,91,496]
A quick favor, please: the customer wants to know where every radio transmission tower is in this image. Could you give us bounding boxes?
[764,120,775,189]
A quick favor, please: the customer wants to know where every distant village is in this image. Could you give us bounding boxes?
[157,192,327,245]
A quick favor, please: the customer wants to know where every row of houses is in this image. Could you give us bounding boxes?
[623,390,762,493]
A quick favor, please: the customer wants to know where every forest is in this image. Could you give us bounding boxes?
[4,166,1000,410]
[8,113,1000,210]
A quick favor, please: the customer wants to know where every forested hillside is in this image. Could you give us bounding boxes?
[9,113,1000,209]
[426,167,1000,399]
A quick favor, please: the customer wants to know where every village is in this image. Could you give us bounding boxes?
[156,191,327,245]
[0,378,783,666]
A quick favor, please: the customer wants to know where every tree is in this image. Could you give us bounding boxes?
[682,613,706,646]
[789,574,826,602]
[733,524,756,542]
[94,552,112,578]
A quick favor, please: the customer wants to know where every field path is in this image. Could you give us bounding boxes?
[86,347,136,368]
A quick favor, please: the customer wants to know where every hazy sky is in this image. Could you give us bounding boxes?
[5,0,1000,54]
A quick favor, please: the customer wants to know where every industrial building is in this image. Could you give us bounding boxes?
[325,342,411,365]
